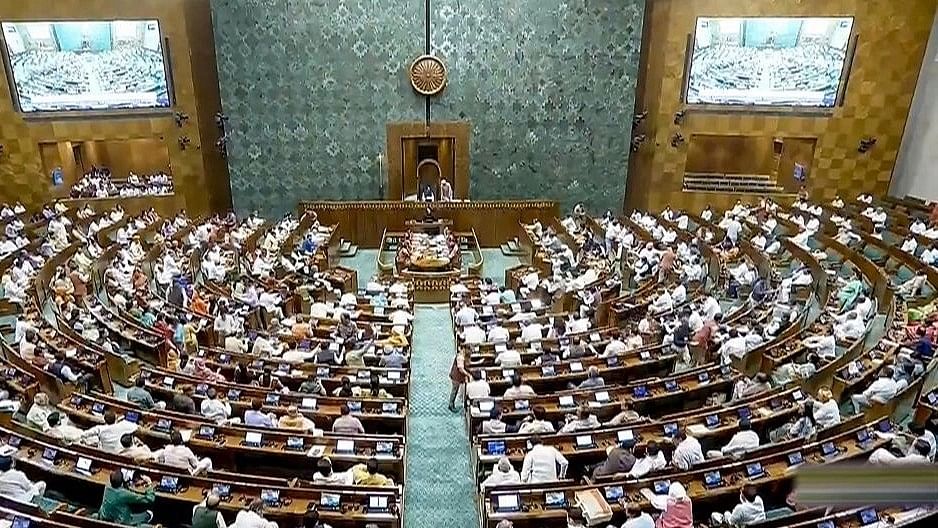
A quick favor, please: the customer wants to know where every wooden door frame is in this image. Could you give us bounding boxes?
[385,121,470,200]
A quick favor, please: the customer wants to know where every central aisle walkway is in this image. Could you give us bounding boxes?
[405,304,477,528]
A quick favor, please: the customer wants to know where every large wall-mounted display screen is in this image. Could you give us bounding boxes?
[686,17,854,107]
[1,20,171,113]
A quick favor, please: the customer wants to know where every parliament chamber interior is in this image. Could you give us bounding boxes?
[0,1,937,528]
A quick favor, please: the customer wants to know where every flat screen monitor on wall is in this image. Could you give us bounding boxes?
[685,17,855,108]
[1,20,172,113]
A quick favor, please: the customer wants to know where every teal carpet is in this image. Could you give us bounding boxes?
[480,249,522,286]
[340,249,378,289]
[405,304,477,527]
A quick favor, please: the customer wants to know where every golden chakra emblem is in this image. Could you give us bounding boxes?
[409,55,447,96]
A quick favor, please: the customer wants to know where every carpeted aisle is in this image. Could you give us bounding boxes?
[405,304,477,528]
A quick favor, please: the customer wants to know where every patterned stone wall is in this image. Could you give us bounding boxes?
[212,0,646,215]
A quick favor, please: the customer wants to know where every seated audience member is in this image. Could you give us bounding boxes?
[627,442,666,478]
[171,385,198,414]
[520,435,568,483]
[465,370,491,400]
[592,442,636,478]
[0,451,47,503]
[127,376,165,410]
[119,433,158,464]
[868,438,931,466]
[278,406,318,433]
[244,399,276,428]
[200,388,233,423]
[192,493,227,528]
[517,406,556,434]
[332,404,365,434]
[560,406,601,433]
[81,410,138,453]
[230,499,278,528]
[851,367,898,412]
[577,366,605,389]
[350,459,393,486]
[811,387,842,428]
[26,393,56,430]
[711,485,766,526]
[605,401,645,426]
[298,374,328,396]
[312,458,352,485]
[481,408,508,434]
[99,469,155,526]
[640,482,693,528]
[707,419,759,458]
[621,502,656,528]
[45,412,84,444]
[482,457,522,488]
[160,431,214,475]
[671,428,704,470]
[503,376,536,398]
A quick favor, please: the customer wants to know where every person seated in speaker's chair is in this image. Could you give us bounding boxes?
[419,182,435,202]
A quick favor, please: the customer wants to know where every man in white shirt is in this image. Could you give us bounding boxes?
[454,303,478,327]
[0,452,46,503]
[627,443,667,478]
[724,217,742,244]
[851,367,899,412]
[649,290,673,314]
[465,371,491,400]
[494,347,522,367]
[80,411,138,453]
[481,457,521,489]
[671,429,704,470]
[487,323,510,343]
[463,324,486,345]
[520,435,568,483]
[718,329,749,363]
[712,485,766,526]
[671,283,687,304]
[707,419,759,458]
[834,311,865,341]
[517,407,556,434]
[519,320,544,342]
[503,376,536,398]
[200,389,232,423]
[701,295,721,321]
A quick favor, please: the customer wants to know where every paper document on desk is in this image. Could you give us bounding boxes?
[575,488,613,525]
[687,424,709,436]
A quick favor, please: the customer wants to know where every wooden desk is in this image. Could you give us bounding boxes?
[299,200,559,248]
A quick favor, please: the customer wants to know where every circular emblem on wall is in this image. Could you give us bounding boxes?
[409,55,447,96]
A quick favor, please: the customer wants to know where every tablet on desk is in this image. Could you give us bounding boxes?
[91,402,105,415]
[653,480,670,494]
[301,398,317,409]
[704,471,722,488]
[387,370,402,381]
[197,425,215,439]
[787,451,804,466]
[569,362,584,372]
[501,369,515,379]
[664,380,679,392]
[319,492,341,510]
[244,432,262,447]
[876,419,892,433]
[75,456,92,474]
[705,415,720,428]
[478,400,495,413]
[821,442,837,457]
[212,483,231,499]
[856,429,871,445]
[485,441,506,456]
[575,435,595,449]
[154,419,172,433]
[286,437,304,450]
[158,476,179,493]
[41,448,57,464]
[124,411,141,424]
[604,486,624,501]
[663,422,678,437]
[558,395,575,407]
[639,350,651,361]
[541,366,555,376]
[737,407,752,420]
[514,400,530,411]
[261,489,280,506]
[606,356,619,367]
[494,494,520,513]
[617,429,634,444]
[792,389,805,401]
[697,372,710,383]
[7,436,20,448]
[545,491,566,508]
[335,440,355,453]
[382,402,398,414]
[595,391,610,403]
[633,385,649,398]
[745,462,765,479]
[70,395,83,407]
[226,388,239,400]
[317,367,330,377]
[368,495,389,512]
[162,376,175,387]
[11,517,30,528]
[858,508,878,526]
[376,441,394,455]
[817,521,835,528]
[265,393,280,405]
[347,401,362,412]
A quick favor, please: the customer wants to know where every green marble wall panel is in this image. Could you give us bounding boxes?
[431,0,645,212]
[212,0,645,215]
